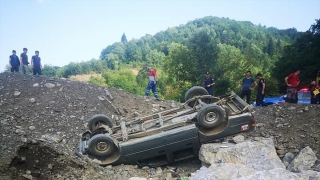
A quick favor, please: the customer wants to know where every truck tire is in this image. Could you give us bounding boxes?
[87,134,116,157]
[88,114,113,132]
[185,86,209,107]
[197,104,224,128]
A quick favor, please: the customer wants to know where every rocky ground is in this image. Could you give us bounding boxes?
[0,72,319,180]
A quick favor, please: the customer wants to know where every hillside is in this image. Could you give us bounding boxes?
[0,72,319,180]
[52,16,307,101]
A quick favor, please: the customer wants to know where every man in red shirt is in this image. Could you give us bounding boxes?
[144,66,159,100]
[284,68,300,103]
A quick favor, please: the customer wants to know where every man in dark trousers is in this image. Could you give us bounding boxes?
[284,68,300,103]
[202,72,215,96]
[9,50,20,72]
[255,73,267,107]
[144,66,159,100]
[31,51,42,75]
[240,71,257,104]
[20,48,29,74]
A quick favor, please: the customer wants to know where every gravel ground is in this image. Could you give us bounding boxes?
[0,72,319,179]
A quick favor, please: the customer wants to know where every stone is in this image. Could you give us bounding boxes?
[276,149,286,155]
[287,146,318,172]
[15,129,26,134]
[133,111,139,117]
[0,119,8,125]
[45,83,55,88]
[297,110,304,114]
[22,174,33,180]
[192,166,312,180]
[14,91,21,96]
[288,106,296,110]
[33,83,39,87]
[29,126,36,130]
[29,98,36,103]
[198,137,285,170]
[233,135,245,143]
[128,178,147,180]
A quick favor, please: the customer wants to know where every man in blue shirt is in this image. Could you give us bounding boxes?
[240,71,257,104]
[31,51,42,75]
[9,50,20,72]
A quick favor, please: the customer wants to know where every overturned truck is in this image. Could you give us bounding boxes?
[77,86,256,166]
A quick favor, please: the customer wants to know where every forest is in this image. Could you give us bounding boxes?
[7,16,320,103]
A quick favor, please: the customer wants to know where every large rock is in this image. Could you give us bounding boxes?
[192,138,320,180]
[190,163,256,180]
[287,146,318,172]
[199,137,285,170]
[190,166,316,180]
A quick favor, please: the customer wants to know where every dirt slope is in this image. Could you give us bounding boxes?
[0,72,319,179]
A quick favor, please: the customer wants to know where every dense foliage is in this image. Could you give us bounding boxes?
[272,19,320,92]
[98,16,301,101]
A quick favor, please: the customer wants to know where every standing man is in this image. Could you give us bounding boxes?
[9,50,20,72]
[309,80,318,104]
[144,66,159,100]
[284,68,300,103]
[20,48,29,74]
[31,51,42,75]
[255,73,267,107]
[202,72,215,96]
[240,71,257,104]
[316,71,320,87]
[311,71,320,104]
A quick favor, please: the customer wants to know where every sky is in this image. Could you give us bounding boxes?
[0,0,319,72]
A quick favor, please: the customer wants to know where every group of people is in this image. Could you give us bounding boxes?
[284,68,320,104]
[9,48,42,75]
[202,71,267,106]
[203,68,320,105]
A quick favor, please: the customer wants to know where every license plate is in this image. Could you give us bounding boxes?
[241,124,249,131]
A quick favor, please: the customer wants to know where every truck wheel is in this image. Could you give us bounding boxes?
[185,86,209,107]
[197,104,224,128]
[88,114,113,132]
[87,134,116,157]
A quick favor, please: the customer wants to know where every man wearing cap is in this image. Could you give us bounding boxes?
[20,48,29,74]
[255,73,267,107]
[240,71,257,104]
[9,50,20,72]
[144,66,159,100]
[202,72,215,96]
[284,68,300,103]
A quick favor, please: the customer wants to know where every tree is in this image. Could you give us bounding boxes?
[188,28,218,84]
[213,44,250,95]
[42,65,59,77]
[125,41,142,63]
[145,49,165,67]
[121,33,127,43]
